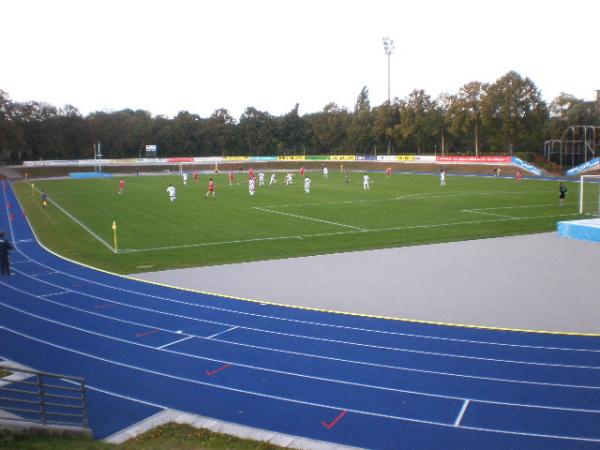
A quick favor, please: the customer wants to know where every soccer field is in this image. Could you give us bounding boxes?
[13,171,581,274]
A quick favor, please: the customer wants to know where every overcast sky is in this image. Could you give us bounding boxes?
[3,0,599,119]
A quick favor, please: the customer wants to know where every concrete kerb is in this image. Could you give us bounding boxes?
[103,408,359,449]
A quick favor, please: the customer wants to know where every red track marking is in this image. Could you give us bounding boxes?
[95,303,117,309]
[205,364,231,376]
[6,202,11,209]
[9,213,14,221]
[321,410,348,430]
[135,328,161,338]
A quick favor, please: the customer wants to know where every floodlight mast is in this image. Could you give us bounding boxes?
[382,37,395,105]
[383,37,395,154]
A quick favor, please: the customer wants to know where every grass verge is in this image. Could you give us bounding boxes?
[0,423,285,450]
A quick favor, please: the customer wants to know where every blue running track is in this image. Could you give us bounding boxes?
[1,180,600,449]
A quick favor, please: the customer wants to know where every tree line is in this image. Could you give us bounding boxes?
[1,71,598,162]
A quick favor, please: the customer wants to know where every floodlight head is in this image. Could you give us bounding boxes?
[382,36,395,55]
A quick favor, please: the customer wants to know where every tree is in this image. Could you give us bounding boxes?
[307,103,350,154]
[549,93,599,129]
[395,89,437,153]
[238,107,277,155]
[372,100,400,154]
[347,87,374,154]
[483,71,547,153]
[278,103,306,153]
[0,90,17,160]
[170,111,204,155]
[432,93,454,155]
[449,81,488,155]
[205,108,238,155]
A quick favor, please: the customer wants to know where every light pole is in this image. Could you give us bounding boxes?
[383,37,395,154]
[383,37,395,104]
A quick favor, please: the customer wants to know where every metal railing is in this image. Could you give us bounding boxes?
[0,365,89,430]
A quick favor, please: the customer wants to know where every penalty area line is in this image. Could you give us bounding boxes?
[253,206,367,231]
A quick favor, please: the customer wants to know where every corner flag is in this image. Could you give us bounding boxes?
[112,221,118,253]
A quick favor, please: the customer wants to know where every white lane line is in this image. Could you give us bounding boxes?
[30,271,59,277]
[39,291,69,298]
[1,331,600,444]
[207,326,239,339]
[157,335,193,349]
[8,250,600,357]
[30,185,115,253]
[8,272,600,372]
[454,399,470,426]
[3,291,600,403]
[253,206,367,231]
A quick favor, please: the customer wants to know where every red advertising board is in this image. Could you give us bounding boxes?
[436,156,511,163]
[167,157,195,163]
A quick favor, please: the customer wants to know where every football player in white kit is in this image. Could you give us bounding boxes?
[304,176,311,193]
[166,184,176,201]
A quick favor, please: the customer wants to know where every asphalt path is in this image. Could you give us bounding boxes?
[133,233,600,334]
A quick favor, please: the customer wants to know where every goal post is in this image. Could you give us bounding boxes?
[579,175,600,215]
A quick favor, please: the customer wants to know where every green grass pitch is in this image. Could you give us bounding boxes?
[13,171,581,274]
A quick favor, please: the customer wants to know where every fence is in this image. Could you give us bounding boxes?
[0,365,89,430]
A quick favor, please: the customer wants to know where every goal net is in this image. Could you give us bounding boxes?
[579,175,600,215]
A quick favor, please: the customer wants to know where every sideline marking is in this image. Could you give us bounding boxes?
[207,326,238,339]
[157,335,193,349]
[321,410,347,429]
[116,212,578,254]
[31,185,116,253]
[261,190,552,209]
[205,364,231,376]
[454,400,470,427]
[253,206,366,231]
[135,328,160,338]
[462,209,516,219]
